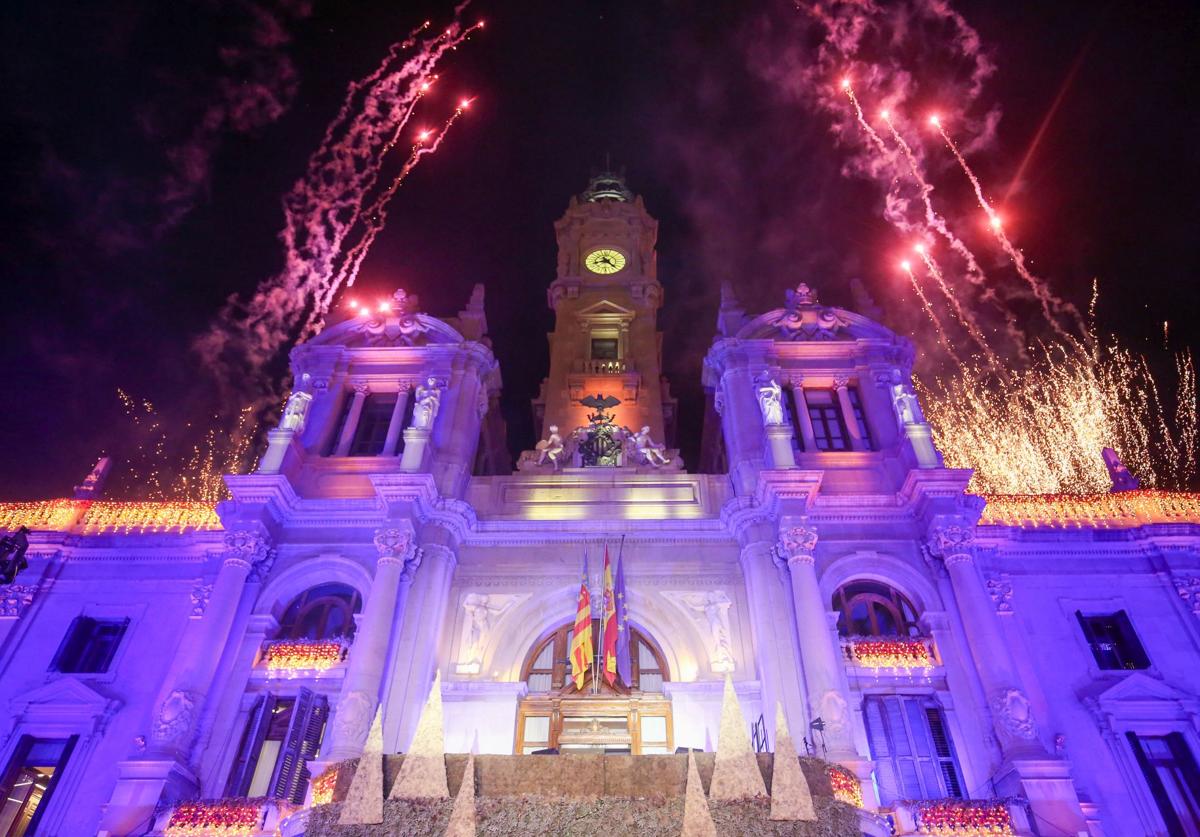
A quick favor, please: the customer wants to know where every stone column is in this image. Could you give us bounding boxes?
[776,523,855,758]
[383,529,458,751]
[788,381,818,452]
[381,385,412,457]
[325,528,421,760]
[149,529,273,760]
[927,519,1043,756]
[334,382,370,457]
[833,375,866,451]
[737,537,807,749]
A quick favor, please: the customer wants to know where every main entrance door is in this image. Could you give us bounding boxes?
[516,620,673,755]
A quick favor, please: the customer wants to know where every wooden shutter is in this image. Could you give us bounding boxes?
[925,706,964,798]
[1075,610,1104,666]
[863,697,900,804]
[270,688,330,803]
[49,617,91,672]
[91,618,130,673]
[225,695,275,797]
[1114,610,1151,669]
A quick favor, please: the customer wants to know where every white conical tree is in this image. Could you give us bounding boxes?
[709,673,767,800]
[681,749,717,837]
[338,707,385,825]
[389,670,450,800]
[769,702,816,821]
[444,751,476,836]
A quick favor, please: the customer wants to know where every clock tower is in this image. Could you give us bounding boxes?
[533,173,676,448]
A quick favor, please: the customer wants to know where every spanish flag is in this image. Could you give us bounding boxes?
[601,546,618,685]
[569,557,593,691]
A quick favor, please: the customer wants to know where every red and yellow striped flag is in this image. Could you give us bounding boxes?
[569,559,593,691]
[601,546,618,685]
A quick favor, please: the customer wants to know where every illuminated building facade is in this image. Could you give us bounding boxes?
[2,175,1199,836]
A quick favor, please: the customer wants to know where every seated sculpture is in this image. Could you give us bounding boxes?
[535,425,566,470]
[626,425,670,467]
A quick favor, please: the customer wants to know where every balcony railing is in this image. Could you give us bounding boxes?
[841,636,937,671]
[574,358,630,375]
[885,798,1032,836]
[258,638,350,676]
[155,797,299,836]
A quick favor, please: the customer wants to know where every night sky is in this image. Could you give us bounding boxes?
[1,0,1197,500]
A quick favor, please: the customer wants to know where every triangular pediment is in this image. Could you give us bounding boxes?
[11,676,113,714]
[576,299,636,319]
[1094,672,1193,705]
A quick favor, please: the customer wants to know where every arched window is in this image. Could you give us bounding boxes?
[833,580,920,638]
[517,621,674,755]
[521,619,669,695]
[277,583,362,641]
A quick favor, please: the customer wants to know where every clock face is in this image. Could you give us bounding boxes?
[584,248,626,275]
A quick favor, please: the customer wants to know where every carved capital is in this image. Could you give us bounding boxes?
[926,518,975,562]
[1172,575,1200,617]
[352,380,371,395]
[222,529,271,572]
[373,528,415,566]
[777,524,819,566]
[832,373,851,390]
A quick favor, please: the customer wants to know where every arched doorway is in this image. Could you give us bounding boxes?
[515,620,674,755]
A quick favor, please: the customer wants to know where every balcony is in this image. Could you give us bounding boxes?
[153,797,299,836]
[885,798,1034,836]
[841,636,938,672]
[257,638,350,678]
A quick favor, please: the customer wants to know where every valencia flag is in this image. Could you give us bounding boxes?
[601,546,618,685]
[569,556,593,691]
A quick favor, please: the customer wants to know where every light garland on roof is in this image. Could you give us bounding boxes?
[828,765,863,808]
[165,799,263,836]
[0,499,221,534]
[848,637,933,670]
[980,490,1200,528]
[262,639,347,674]
[913,799,1015,835]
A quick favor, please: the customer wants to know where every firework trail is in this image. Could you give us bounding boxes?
[316,99,474,328]
[840,79,891,158]
[195,11,483,405]
[901,260,965,368]
[931,116,1086,342]
[878,109,1026,359]
[913,243,1002,370]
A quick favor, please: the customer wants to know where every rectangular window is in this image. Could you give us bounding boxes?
[50,617,128,674]
[348,394,397,456]
[0,735,77,836]
[226,689,329,804]
[863,695,963,804]
[590,338,619,360]
[847,387,874,450]
[1076,610,1151,670]
[1128,732,1200,835]
[807,390,849,451]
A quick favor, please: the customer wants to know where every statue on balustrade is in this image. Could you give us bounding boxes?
[756,375,785,426]
[280,376,313,433]
[626,425,670,467]
[412,376,442,429]
[535,425,567,470]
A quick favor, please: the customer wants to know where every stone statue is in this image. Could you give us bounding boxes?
[629,425,670,466]
[280,389,313,433]
[756,376,785,426]
[1102,447,1140,492]
[889,369,925,426]
[412,376,442,429]
[535,425,566,469]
